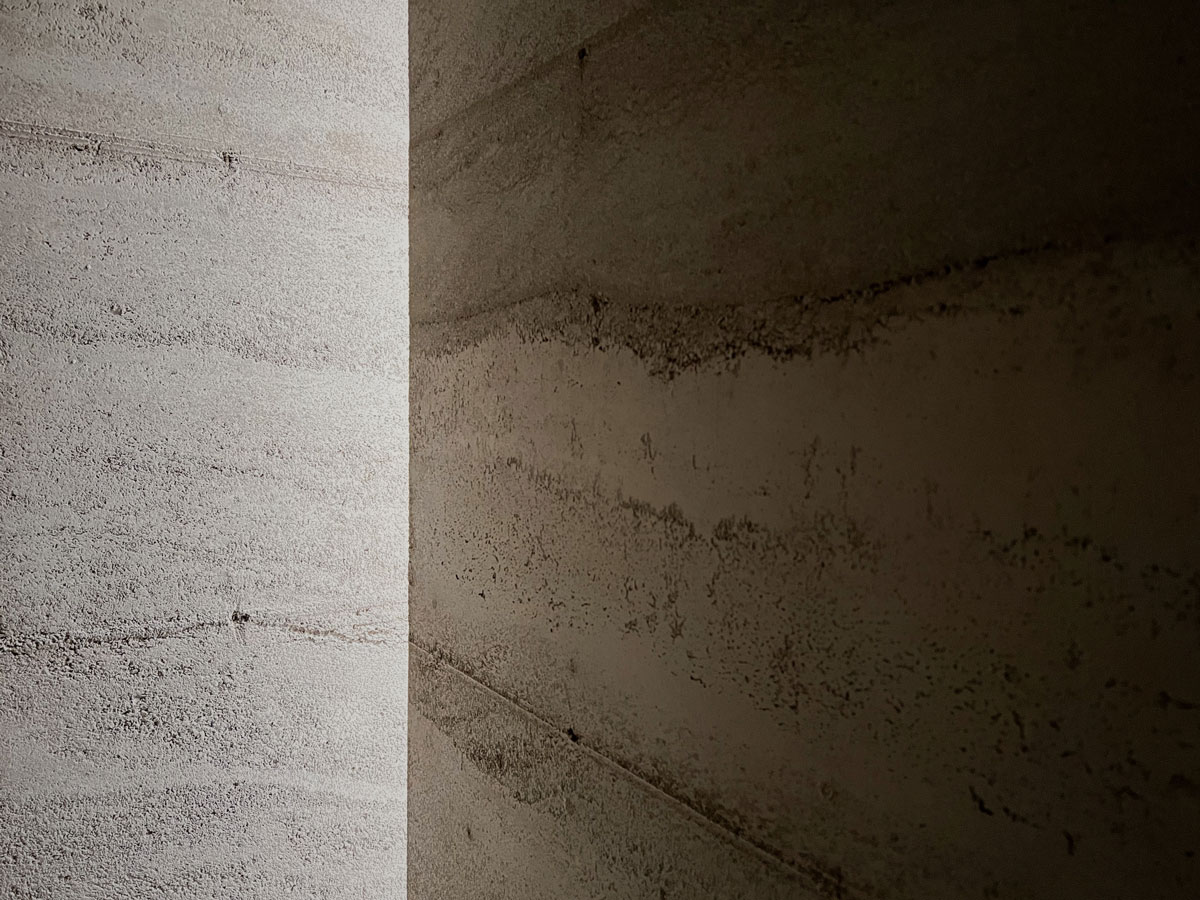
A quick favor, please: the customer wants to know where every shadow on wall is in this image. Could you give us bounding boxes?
[407,0,1200,897]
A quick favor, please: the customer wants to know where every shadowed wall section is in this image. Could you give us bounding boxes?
[0,2,408,896]
[409,2,1200,898]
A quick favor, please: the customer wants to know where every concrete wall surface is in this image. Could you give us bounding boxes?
[0,3,408,898]
[409,2,1200,898]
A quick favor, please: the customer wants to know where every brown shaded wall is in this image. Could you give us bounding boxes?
[409,2,1200,897]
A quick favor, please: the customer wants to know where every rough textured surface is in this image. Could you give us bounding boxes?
[0,3,408,897]
[410,2,1200,898]
[411,0,1200,324]
[0,0,406,175]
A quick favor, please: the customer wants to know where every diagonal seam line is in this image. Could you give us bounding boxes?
[409,234,1130,329]
[0,118,405,193]
[409,636,867,898]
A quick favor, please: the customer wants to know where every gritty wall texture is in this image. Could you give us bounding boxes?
[409,1,1200,898]
[0,2,408,897]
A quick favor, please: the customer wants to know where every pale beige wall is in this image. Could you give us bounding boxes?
[0,3,408,896]
[409,2,1200,898]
